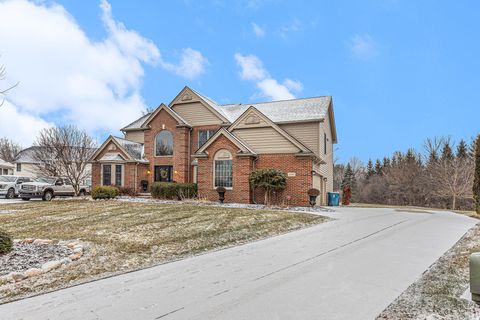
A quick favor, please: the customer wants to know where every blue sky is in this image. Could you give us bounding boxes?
[0,0,479,164]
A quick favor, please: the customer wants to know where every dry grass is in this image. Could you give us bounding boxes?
[0,199,326,303]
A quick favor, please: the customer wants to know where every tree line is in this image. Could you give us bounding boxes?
[335,136,476,210]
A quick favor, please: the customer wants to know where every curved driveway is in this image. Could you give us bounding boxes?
[0,207,477,320]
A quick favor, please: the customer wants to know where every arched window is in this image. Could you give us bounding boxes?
[214,149,233,188]
[155,130,173,156]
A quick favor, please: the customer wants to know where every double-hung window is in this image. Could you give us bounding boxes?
[103,164,112,186]
[115,164,122,186]
[214,149,233,188]
[198,130,217,148]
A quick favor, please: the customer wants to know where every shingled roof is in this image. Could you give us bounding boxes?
[111,136,146,162]
[121,95,332,131]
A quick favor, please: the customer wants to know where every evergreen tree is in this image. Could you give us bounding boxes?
[374,159,383,175]
[473,135,480,213]
[441,142,454,161]
[341,163,356,191]
[366,159,375,179]
[382,157,391,169]
[456,139,468,159]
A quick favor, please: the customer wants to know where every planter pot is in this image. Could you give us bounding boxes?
[218,191,225,204]
[309,195,318,207]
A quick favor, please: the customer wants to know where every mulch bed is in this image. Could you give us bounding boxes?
[0,243,72,276]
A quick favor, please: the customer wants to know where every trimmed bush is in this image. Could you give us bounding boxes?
[150,182,197,200]
[91,186,119,200]
[118,186,137,197]
[0,230,13,255]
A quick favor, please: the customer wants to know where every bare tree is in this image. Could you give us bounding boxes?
[0,138,21,162]
[33,125,97,194]
[426,149,474,210]
[0,63,19,107]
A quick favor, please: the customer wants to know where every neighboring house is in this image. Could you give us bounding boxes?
[90,86,337,206]
[0,158,14,175]
[14,146,93,186]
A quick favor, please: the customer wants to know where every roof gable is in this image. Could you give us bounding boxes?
[90,136,147,163]
[142,103,190,128]
[195,128,255,155]
[169,86,230,124]
[228,106,311,153]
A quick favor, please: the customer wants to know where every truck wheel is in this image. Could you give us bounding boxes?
[21,197,30,201]
[6,188,15,199]
[43,190,53,201]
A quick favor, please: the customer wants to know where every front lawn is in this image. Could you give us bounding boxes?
[0,200,327,303]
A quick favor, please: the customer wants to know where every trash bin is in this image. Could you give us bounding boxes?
[141,180,148,192]
[328,192,340,206]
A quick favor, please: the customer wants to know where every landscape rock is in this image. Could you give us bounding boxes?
[9,272,27,282]
[73,248,83,254]
[23,238,34,244]
[68,253,81,261]
[33,239,53,245]
[24,268,43,278]
[41,260,62,272]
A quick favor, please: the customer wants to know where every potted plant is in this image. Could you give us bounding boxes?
[307,188,320,207]
[216,186,226,203]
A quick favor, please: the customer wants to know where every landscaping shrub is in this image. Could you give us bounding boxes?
[91,186,119,200]
[249,168,287,205]
[150,182,197,200]
[118,186,137,197]
[0,230,13,255]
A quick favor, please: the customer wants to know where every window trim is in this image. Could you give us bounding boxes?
[198,129,217,148]
[102,164,112,186]
[154,130,174,157]
[213,149,233,190]
[115,164,122,186]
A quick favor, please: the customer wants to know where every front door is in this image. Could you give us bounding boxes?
[154,166,173,182]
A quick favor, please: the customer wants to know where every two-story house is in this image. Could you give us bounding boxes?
[90,86,337,206]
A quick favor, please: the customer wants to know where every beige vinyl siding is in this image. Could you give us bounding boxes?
[124,130,144,144]
[172,102,224,126]
[280,122,319,155]
[232,127,299,154]
[233,115,269,129]
[316,110,334,192]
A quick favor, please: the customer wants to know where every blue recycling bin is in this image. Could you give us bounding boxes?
[328,192,340,206]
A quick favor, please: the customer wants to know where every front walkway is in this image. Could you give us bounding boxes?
[0,207,477,320]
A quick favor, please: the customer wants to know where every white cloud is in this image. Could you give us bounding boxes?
[279,17,302,39]
[0,0,208,146]
[234,53,302,101]
[160,48,209,80]
[349,34,378,60]
[251,22,266,37]
[0,101,52,146]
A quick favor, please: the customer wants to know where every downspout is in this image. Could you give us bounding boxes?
[251,156,258,204]
[187,127,192,182]
[134,162,138,193]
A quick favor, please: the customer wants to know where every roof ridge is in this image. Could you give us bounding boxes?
[220,95,331,107]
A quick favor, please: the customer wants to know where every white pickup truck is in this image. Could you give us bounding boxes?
[0,176,34,199]
[19,177,90,201]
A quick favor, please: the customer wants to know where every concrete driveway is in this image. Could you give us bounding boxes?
[0,207,477,320]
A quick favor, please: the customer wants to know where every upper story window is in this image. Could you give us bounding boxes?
[214,149,233,189]
[198,129,217,148]
[324,133,327,155]
[155,130,173,156]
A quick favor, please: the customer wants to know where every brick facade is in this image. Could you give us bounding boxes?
[91,90,333,207]
[253,154,313,207]
[197,134,253,204]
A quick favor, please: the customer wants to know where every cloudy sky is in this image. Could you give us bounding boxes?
[0,0,479,163]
